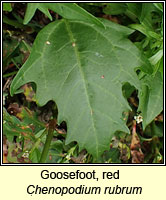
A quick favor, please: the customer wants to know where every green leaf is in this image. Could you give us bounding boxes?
[151,121,163,137]
[159,59,163,80]
[10,18,152,159]
[103,148,121,163]
[3,106,45,142]
[126,3,142,20]
[7,143,18,163]
[129,24,150,38]
[3,3,12,12]
[23,3,52,24]
[29,148,41,163]
[3,37,19,71]
[153,3,163,12]
[23,3,104,28]
[16,107,45,134]
[103,3,127,15]
[47,3,104,28]
[139,3,156,29]
[3,107,33,142]
[122,83,135,99]
[138,72,163,129]
[46,140,64,163]
[149,49,163,65]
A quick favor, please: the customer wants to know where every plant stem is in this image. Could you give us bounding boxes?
[3,15,27,30]
[11,58,20,69]
[3,71,17,78]
[30,128,47,155]
[39,119,57,163]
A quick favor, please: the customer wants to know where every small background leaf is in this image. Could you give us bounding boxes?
[3,3,12,12]
[103,3,127,15]
[23,3,104,28]
[23,3,52,24]
[138,72,163,129]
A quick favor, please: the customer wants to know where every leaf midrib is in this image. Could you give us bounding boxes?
[64,19,99,157]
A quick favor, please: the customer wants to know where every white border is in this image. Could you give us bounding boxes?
[1,1,165,166]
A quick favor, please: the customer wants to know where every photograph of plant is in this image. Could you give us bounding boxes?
[2,2,163,163]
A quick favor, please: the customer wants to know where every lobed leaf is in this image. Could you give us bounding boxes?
[10,18,152,158]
